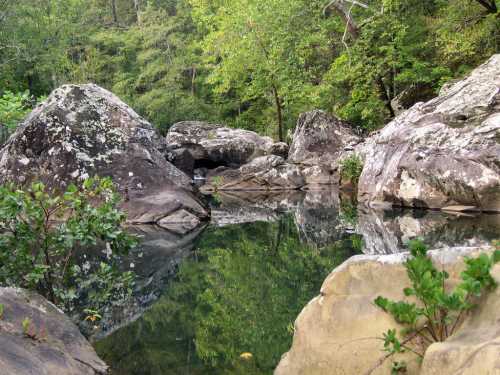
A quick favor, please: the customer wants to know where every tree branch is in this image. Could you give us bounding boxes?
[475,0,497,13]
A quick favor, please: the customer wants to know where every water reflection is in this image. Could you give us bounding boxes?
[95,216,358,374]
[93,190,499,374]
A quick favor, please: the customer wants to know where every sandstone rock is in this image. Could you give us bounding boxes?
[0,84,208,227]
[276,246,500,375]
[358,54,500,212]
[165,121,286,168]
[196,111,361,190]
[0,287,108,374]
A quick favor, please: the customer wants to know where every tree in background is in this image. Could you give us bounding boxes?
[189,0,340,141]
[0,0,498,135]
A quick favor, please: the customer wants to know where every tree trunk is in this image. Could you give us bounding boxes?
[134,0,141,23]
[377,77,395,118]
[191,66,197,96]
[111,0,118,24]
[272,85,284,142]
[327,2,359,38]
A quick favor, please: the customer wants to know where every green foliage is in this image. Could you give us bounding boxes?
[340,154,364,185]
[0,177,137,311]
[375,239,500,368]
[0,303,4,319]
[21,317,32,336]
[0,91,30,131]
[1,0,498,134]
[211,175,224,190]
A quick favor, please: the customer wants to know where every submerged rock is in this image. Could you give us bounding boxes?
[0,84,208,228]
[0,287,107,374]
[84,224,206,340]
[276,246,500,375]
[358,54,500,212]
[165,121,288,172]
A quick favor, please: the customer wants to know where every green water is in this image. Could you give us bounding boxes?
[92,190,500,375]
[94,215,360,375]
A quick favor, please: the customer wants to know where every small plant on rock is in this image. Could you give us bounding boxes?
[339,154,363,186]
[211,176,225,191]
[373,239,500,372]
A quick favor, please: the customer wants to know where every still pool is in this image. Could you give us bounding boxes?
[92,190,500,375]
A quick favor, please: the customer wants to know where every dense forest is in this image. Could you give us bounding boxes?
[0,0,499,140]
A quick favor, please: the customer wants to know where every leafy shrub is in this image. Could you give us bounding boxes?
[0,91,31,131]
[374,240,500,370]
[339,154,364,186]
[0,177,137,311]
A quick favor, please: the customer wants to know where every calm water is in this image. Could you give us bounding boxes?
[91,190,500,375]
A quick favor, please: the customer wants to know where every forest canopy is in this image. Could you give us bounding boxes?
[0,0,498,138]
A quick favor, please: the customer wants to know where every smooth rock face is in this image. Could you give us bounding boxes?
[165,121,288,170]
[0,84,208,228]
[0,287,108,374]
[275,247,500,375]
[358,54,500,212]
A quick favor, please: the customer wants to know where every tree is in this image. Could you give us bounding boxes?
[0,177,137,310]
[190,0,334,141]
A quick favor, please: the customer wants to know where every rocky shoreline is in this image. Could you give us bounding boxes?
[0,54,498,374]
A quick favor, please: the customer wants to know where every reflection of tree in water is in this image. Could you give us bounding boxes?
[95,215,359,374]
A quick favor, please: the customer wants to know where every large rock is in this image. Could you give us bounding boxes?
[0,84,208,228]
[0,287,107,374]
[288,110,362,184]
[201,155,305,191]
[276,246,500,375]
[165,121,288,171]
[358,54,500,212]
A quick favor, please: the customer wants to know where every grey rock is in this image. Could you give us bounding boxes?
[166,147,195,176]
[0,84,208,226]
[358,54,500,212]
[201,155,305,191]
[288,110,361,172]
[165,121,285,168]
[0,287,107,374]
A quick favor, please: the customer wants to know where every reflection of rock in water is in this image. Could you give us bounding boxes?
[293,190,346,248]
[209,189,350,249]
[358,208,500,254]
[208,190,304,226]
[88,225,205,340]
